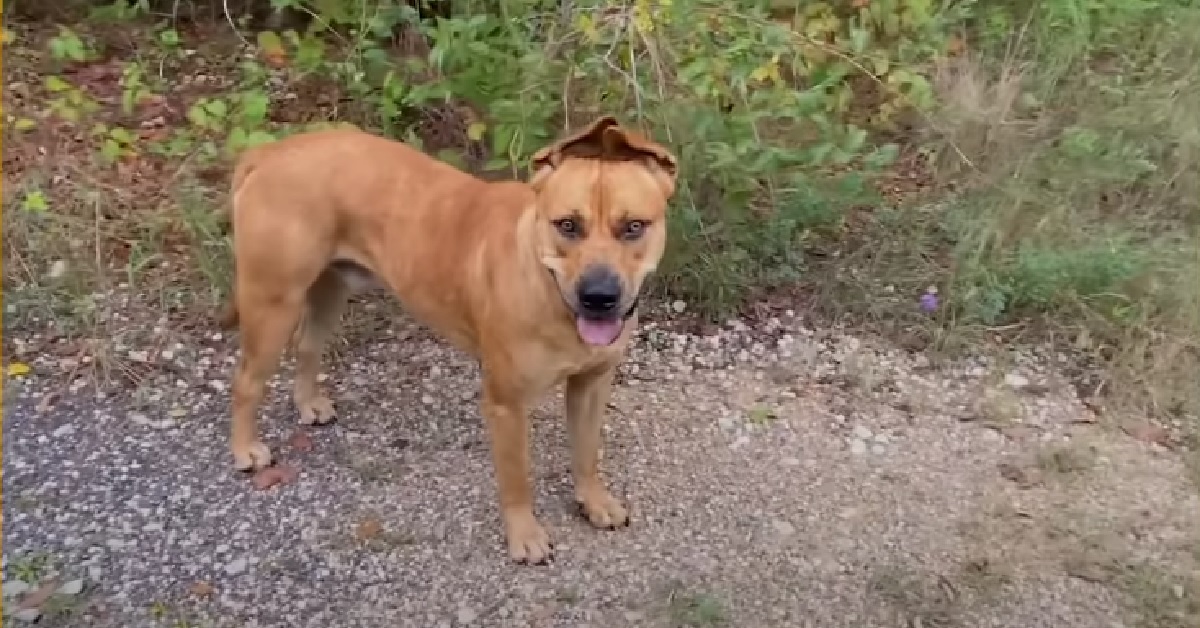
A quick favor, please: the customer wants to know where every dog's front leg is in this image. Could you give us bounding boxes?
[565,363,629,529]
[480,378,553,564]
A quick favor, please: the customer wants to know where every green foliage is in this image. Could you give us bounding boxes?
[219,0,951,311]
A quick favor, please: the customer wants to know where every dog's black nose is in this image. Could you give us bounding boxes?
[576,266,622,317]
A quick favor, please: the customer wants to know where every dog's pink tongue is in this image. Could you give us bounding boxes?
[576,317,623,346]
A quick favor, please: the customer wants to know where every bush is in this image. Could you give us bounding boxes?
[3,0,1198,420]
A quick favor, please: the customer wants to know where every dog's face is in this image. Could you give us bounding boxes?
[528,116,678,348]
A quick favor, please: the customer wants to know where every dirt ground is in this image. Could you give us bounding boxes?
[2,15,1198,628]
[3,305,1198,627]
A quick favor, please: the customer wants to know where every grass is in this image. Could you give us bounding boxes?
[664,585,728,627]
[1,0,1198,444]
[1117,562,1200,628]
[1035,441,1098,476]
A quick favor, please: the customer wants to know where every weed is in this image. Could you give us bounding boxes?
[666,587,728,627]
[1036,441,1097,476]
[2,0,1199,434]
[868,564,961,628]
[1117,563,1200,628]
[4,552,54,583]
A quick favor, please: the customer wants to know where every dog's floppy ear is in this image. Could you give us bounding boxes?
[530,115,678,197]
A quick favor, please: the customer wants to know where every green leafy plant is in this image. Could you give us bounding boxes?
[44,75,100,122]
[47,26,95,63]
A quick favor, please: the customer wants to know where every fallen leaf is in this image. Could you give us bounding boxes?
[946,34,966,56]
[288,430,314,453]
[1064,557,1121,584]
[6,361,32,377]
[250,464,299,490]
[17,577,63,611]
[1121,421,1171,448]
[36,391,60,413]
[188,580,214,598]
[997,462,1027,484]
[355,517,383,541]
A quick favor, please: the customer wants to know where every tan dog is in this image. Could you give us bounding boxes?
[222,116,677,563]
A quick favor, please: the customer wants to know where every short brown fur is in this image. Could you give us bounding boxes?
[223,116,677,563]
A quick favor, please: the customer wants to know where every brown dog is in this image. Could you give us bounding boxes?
[222,116,677,563]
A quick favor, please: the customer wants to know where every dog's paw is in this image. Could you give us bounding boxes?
[295,395,337,426]
[576,487,630,530]
[232,440,273,471]
[504,511,554,565]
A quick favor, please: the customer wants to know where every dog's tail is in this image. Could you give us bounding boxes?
[229,144,268,206]
[218,145,269,332]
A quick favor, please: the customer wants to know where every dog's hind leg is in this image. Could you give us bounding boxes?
[292,268,348,426]
[230,287,306,471]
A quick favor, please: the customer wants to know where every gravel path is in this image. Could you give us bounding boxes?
[4,309,1198,627]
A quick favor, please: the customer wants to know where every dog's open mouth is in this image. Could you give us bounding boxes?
[575,317,624,347]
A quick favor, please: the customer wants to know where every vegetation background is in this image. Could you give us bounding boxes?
[2,0,1197,437]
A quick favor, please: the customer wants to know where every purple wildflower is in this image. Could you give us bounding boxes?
[919,289,939,313]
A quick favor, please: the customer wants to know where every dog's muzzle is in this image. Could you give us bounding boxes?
[548,266,639,346]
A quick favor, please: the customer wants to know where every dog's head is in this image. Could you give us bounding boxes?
[528,116,678,348]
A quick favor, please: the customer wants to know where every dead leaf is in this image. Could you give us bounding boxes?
[251,464,299,490]
[6,361,32,377]
[17,577,63,611]
[946,35,966,56]
[1064,557,1120,584]
[355,517,383,541]
[188,580,214,598]
[288,430,314,453]
[36,391,60,413]
[997,462,1027,484]
[1121,421,1171,448]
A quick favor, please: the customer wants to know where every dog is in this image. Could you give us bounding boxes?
[221,116,678,563]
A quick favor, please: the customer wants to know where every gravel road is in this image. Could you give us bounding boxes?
[4,307,1198,627]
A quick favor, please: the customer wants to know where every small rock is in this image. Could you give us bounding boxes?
[51,424,76,438]
[57,579,84,596]
[772,519,796,536]
[671,300,687,313]
[224,558,248,576]
[852,425,872,440]
[870,444,886,455]
[13,608,41,622]
[456,606,478,624]
[850,439,868,455]
[129,412,152,426]
[2,580,30,598]
[1004,373,1030,389]
[47,259,68,279]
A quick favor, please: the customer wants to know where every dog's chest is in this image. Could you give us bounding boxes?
[516,340,625,392]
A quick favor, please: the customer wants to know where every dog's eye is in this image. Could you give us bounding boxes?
[554,218,581,238]
[621,220,648,240]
